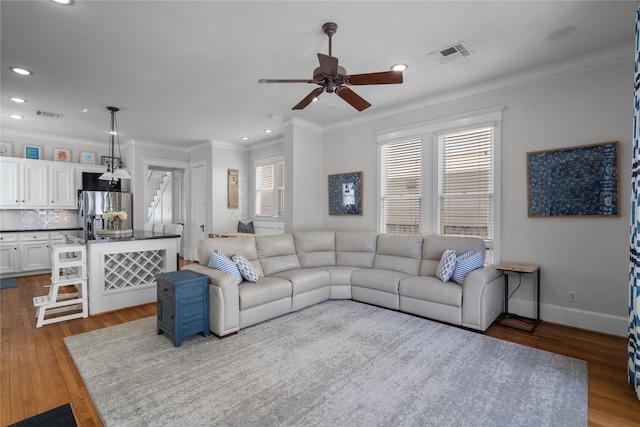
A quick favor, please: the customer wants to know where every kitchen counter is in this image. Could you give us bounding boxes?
[87,229,180,243]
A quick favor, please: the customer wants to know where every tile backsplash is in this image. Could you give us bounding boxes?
[0,210,80,231]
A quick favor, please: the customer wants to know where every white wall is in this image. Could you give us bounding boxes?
[320,61,632,335]
[210,144,249,233]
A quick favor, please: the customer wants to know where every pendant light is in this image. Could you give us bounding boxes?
[99,106,131,185]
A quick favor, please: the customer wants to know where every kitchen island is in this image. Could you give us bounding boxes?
[85,229,180,315]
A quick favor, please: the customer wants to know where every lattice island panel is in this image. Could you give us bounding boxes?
[103,250,165,292]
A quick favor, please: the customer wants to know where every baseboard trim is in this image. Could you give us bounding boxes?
[508,298,627,337]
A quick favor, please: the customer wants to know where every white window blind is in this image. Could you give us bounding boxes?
[437,127,493,240]
[255,160,285,217]
[379,139,422,235]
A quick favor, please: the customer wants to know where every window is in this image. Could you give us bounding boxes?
[255,158,285,217]
[438,127,493,241]
[379,139,422,235]
[376,107,502,261]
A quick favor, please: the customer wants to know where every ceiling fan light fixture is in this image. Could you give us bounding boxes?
[391,63,407,72]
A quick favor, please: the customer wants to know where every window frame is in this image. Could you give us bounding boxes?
[376,106,503,262]
[253,155,285,219]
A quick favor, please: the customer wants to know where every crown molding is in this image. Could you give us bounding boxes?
[324,41,633,134]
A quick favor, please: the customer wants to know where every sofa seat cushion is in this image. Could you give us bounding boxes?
[239,277,292,310]
[271,268,330,295]
[351,268,409,294]
[323,266,361,286]
[399,276,462,308]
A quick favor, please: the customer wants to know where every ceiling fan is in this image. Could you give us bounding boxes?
[258,22,403,111]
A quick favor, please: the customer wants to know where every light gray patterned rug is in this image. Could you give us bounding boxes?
[64,300,587,427]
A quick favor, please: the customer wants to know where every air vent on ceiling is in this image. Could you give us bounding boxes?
[36,110,64,119]
[429,41,472,64]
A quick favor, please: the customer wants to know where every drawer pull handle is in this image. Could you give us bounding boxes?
[163,288,169,292]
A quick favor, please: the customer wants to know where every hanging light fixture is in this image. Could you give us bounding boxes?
[99,106,131,185]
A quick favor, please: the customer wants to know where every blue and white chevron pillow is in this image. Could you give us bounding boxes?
[231,254,259,283]
[451,250,485,284]
[436,249,457,282]
[208,250,242,284]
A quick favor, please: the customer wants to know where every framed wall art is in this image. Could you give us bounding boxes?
[228,169,239,209]
[53,148,71,162]
[527,141,619,217]
[23,144,43,160]
[0,141,12,157]
[101,156,121,168]
[80,151,96,165]
[328,171,363,215]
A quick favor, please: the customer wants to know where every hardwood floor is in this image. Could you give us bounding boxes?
[2,268,639,426]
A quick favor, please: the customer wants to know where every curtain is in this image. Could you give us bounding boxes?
[629,3,640,401]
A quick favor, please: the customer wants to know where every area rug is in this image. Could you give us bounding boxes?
[0,277,17,289]
[64,300,587,427]
[8,403,76,427]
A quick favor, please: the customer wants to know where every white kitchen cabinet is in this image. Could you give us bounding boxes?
[21,162,49,208]
[0,160,20,207]
[49,163,76,208]
[0,234,19,275]
[0,157,77,209]
[19,233,51,272]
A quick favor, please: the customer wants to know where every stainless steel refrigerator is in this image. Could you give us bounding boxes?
[79,191,133,241]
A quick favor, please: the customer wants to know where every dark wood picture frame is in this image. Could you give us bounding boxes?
[328,171,363,215]
[527,141,619,217]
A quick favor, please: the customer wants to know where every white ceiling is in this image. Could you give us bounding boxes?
[1,1,636,149]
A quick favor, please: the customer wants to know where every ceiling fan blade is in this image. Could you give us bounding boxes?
[336,87,371,111]
[258,79,315,84]
[317,53,339,77]
[347,71,403,85]
[292,87,324,110]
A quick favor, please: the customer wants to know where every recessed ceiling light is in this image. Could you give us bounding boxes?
[11,67,32,76]
[241,136,250,140]
[264,129,273,133]
[544,26,576,42]
[51,0,73,4]
[391,63,408,72]
[10,97,27,103]
[9,114,24,119]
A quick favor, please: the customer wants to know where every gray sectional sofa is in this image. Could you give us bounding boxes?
[181,231,505,337]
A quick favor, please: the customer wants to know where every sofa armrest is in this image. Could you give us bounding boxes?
[461,264,504,331]
[181,264,240,337]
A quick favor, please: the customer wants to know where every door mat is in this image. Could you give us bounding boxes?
[0,277,17,289]
[8,403,77,427]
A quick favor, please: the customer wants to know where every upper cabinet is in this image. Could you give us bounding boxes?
[0,157,76,209]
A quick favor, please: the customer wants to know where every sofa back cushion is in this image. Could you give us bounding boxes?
[335,231,378,268]
[197,236,264,277]
[373,234,423,275]
[420,235,485,276]
[256,234,302,276]
[294,231,336,268]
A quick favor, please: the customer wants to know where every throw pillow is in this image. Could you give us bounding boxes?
[436,249,457,282]
[208,250,242,284]
[237,221,254,234]
[451,252,485,285]
[231,254,259,283]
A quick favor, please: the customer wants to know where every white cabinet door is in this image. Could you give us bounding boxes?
[49,164,76,208]
[21,162,48,208]
[19,242,50,271]
[0,159,20,207]
[0,234,19,275]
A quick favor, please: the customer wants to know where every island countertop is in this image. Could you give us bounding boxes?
[86,229,180,244]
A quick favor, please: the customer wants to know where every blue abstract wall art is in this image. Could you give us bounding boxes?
[527,141,619,217]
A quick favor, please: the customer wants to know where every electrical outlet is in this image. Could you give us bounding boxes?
[568,291,577,303]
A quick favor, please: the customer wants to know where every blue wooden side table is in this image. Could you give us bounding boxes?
[156,270,210,347]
